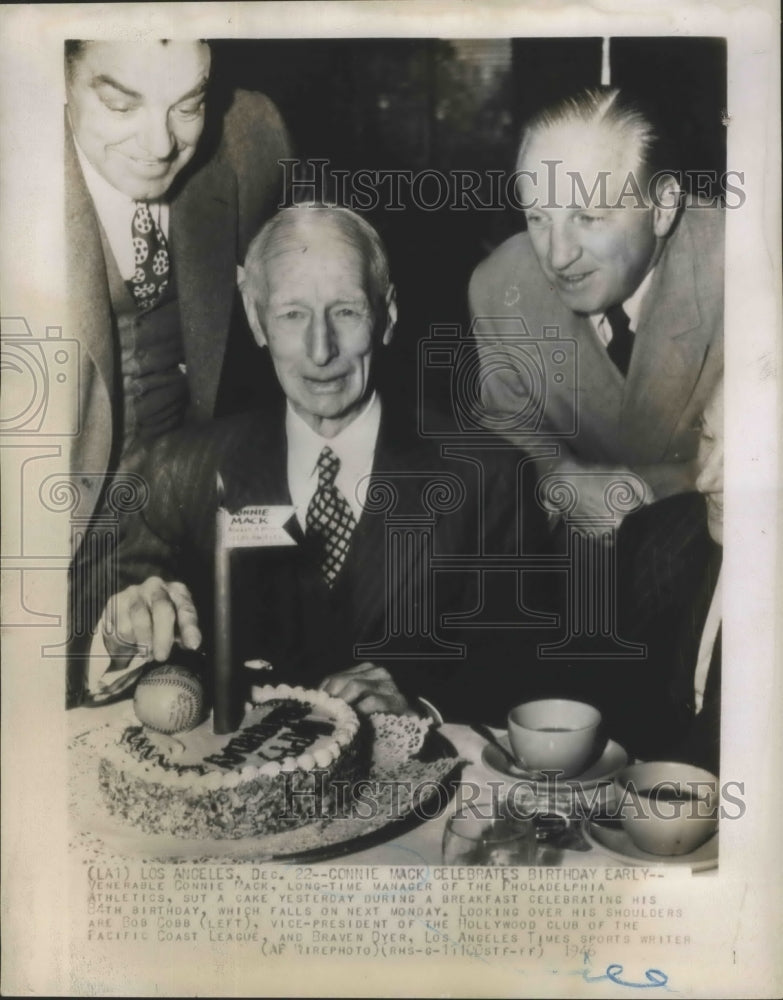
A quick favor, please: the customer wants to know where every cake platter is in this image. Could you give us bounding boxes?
[69,707,463,865]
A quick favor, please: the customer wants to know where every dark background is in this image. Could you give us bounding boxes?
[211,36,727,414]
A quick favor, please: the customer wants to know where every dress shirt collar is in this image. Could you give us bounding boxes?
[286,391,381,524]
[71,124,169,278]
[589,267,655,348]
[74,133,136,219]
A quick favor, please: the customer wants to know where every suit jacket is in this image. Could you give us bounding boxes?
[114,397,551,724]
[66,89,292,524]
[468,206,724,500]
[609,492,721,765]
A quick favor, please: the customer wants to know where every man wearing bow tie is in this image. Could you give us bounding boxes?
[65,41,290,703]
[91,205,546,720]
[469,87,724,524]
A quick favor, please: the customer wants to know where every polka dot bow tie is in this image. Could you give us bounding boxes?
[127,202,170,311]
[306,447,357,588]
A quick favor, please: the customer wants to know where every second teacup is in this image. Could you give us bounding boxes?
[507,699,603,778]
[613,761,719,856]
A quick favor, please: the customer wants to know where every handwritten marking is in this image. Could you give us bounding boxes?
[582,960,669,989]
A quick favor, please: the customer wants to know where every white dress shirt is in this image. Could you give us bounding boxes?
[286,391,381,530]
[589,268,655,348]
[693,565,722,714]
[73,136,169,281]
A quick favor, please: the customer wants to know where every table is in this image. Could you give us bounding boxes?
[68,706,624,867]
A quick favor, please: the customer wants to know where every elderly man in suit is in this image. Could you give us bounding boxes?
[469,87,723,524]
[89,205,547,722]
[65,41,290,702]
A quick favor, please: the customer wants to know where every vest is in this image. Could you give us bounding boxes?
[99,227,189,466]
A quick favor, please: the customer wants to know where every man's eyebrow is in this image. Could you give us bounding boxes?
[90,74,208,103]
[270,295,308,307]
[91,74,142,99]
[271,292,367,303]
[175,78,209,102]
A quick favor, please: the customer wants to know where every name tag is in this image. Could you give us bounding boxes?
[218,505,297,548]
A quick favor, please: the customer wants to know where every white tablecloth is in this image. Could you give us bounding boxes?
[68,705,621,866]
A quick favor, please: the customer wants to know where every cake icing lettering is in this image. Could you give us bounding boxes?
[203,701,334,769]
[123,726,209,775]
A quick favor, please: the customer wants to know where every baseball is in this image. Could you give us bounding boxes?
[134,665,205,734]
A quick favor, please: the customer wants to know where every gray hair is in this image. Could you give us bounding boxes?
[518,87,679,187]
[243,204,391,313]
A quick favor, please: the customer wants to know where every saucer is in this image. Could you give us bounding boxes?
[482,733,629,788]
[585,819,718,872]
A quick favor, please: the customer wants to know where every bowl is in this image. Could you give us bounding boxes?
[613,761,718,856]
[507,699,603,778]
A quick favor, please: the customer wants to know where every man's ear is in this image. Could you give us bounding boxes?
[239,275,268,348]
[651,174,682,238]
[381,283,398,347]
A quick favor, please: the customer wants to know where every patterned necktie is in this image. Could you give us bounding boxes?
[127,202,170,311]
[605,304,635,376]
[306,446,357,588]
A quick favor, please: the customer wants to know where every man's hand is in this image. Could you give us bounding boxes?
[548,459,652,529]
[102,577,202,664]
[319,662,413,716]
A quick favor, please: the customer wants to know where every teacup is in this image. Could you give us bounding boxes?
[507,699,603,778]
[613,761,718,856]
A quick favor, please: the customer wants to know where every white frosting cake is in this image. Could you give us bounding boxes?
[98,684,364,839]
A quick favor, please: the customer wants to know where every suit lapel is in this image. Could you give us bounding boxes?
[172,153,238,417]
[65,119,115,404]
[622,214,709,454]
[504,279,627,460]
[534,300,628,464]
[568,309,627,434]
[341,410,444,650]
[218,409,291,511]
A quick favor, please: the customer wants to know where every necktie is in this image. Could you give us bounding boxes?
[127,202,170,311]
[306,447,357,588]
[605,304,634,376]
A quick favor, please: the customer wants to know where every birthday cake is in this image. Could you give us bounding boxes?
[97,684,364,839]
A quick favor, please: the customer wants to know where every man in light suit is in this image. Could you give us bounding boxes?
[469,87,723,524]
[89,206,548,722]
[65,41,291,702]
